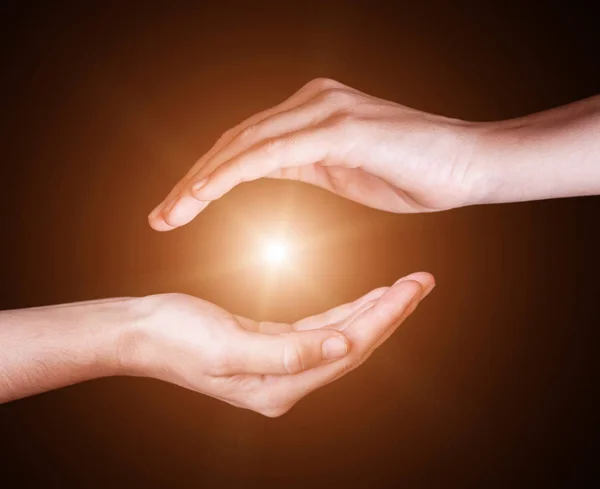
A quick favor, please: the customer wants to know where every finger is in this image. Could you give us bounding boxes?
[162,129,336,229]
[222,328,350,376]
[234,316,294,334]
[148,157,218,231]
[149,78,368,230]
[149,89,309,220]
[190,122,344,205]
[235,286,388,335]
[293,286,388,331]
[332,298,378,332]
[161,124,341,228]
[185,88,358,197]
[368,275,436,352]
[328,278,423,354]
[267,273,434,402]
[234,286,388,336]
[150,198,210,232]
[161,98,361,228]
[148,80,331,230]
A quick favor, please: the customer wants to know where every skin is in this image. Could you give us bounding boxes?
[4,78,598,417]
[147,77,600,231]
[0,273,434,417]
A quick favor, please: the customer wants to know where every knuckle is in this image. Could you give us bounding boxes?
[158,292,187,304]
[341,353,362,373]
[237,123,260,142]
[304,77,342,92]
[151,293,190,315]
[325,167,348,193]
[206,351,231,377]
[318,88,355,107]
[347,357,360,371]
[204,337,237,376]
[283,340,305,374]
[260,137,285,157]
[328,110,359,127]
[326,112,364,140]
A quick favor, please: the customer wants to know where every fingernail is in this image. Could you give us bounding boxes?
[422,283,436,299]
[192,178,209,194]
[322,336,348,360]
[162,198,177,216]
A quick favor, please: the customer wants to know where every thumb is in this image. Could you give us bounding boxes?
[226,329,350,375]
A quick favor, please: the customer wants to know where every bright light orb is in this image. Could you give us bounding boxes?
[262,238,289,266]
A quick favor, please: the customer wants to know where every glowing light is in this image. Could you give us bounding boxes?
[262,238,290,266]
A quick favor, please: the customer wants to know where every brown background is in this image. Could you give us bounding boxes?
[1,1,599,487]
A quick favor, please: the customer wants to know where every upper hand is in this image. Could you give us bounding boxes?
[120,272,434,417]
[148,78,490,231]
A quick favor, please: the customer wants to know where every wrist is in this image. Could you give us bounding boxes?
[443,120,504,208]
[113,294,180,379]
[465,121,522,206]
[109,296,159,377]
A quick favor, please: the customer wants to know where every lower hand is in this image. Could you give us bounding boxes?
[121,272,434,417]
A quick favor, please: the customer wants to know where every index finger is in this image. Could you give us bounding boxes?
[161,123,344,228]
[148,79,345,231]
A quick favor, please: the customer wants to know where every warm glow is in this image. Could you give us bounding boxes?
[262,238,289,265]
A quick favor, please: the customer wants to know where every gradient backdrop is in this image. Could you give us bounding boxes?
[1,1,599,487]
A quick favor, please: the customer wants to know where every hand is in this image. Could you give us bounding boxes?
[0,270,433,412]
[148,77,489,231]
[148,80,600,231]
[122,272,434,417]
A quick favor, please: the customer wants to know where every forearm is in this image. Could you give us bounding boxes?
[0,298,142,403]
[474,95,600,204]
